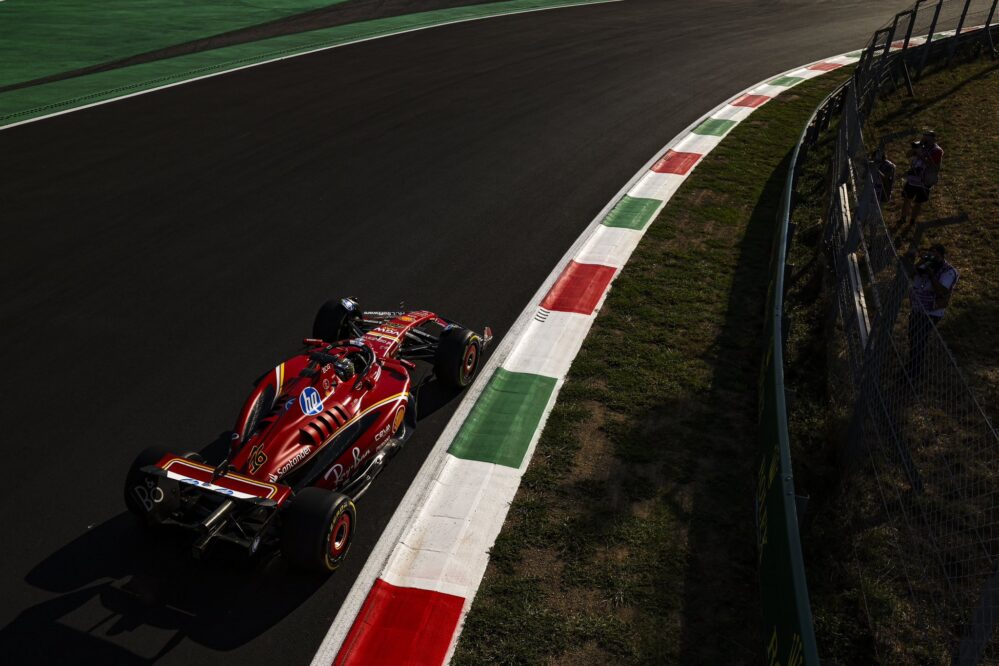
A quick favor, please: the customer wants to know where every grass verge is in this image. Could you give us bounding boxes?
[452,69,853,665]
[783,55,998,665]
[0,0,608,126]
[0,0,347,88]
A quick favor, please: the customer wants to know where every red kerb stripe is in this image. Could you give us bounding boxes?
[651,149,702,175]
[540,261,617,315]
[807,62,842,71]
[334,579,464,666]
[731,94,770,108]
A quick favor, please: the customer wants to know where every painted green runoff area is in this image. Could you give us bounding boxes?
[449,369,558,469]
[0,0,348,88]
[452,70,853,665]
[600,195,660,231]
[0,0,610,126]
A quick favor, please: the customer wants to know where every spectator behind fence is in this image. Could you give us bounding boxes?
[872,148,896,203]
[899,129,943,225]
[903,244,959,381]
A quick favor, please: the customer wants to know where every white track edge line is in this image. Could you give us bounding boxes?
[440,56,867,666]
[0,0,621,132]
[307,50,848,666]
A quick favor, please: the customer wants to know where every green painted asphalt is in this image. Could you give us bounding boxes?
[448,369,558,469]
[769,75,805,87]
[0,0,611,126]
[692,117,736,136]
[601,195,661,231]
[0,0,348,88]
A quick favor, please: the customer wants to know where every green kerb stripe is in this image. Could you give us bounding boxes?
[769,75,805,87]
[692,118,736,136]
[448,369,558,468]
[601,195,661,231]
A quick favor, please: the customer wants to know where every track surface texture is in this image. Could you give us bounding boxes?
[0,1,911,664]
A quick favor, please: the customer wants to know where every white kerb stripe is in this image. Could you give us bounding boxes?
[627,170,685,202]
[784,67,828,80]
[710,104,757,122]
[380,457,522,598]
[574,224,644,268]
[749,83,791,98]
[502,310,599,378]
[672,132,724,156]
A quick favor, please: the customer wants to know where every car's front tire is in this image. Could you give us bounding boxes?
[434,327,482,389]
[281,487,356,573]
[312,299,361,343]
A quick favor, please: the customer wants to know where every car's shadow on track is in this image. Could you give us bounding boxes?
[0,508,326,664]
[0,376,470,664]
[0,429,321,663]
[413,372,466,422]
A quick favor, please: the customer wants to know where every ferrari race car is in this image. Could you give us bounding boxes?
[124,298,490,572]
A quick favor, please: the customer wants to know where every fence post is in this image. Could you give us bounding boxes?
[917,1,945,78]
[813,7,999,661]
[901,59,915,96]
[985,0,998,55]
[900,3,923,54]
[882,15,901,61]
[947,0,973,64]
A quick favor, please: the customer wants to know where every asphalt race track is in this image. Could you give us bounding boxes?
[0,1,913,663]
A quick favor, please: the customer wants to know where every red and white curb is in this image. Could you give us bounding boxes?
[312,52,863,666]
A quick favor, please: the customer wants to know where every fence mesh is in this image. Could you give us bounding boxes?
[805,1,999,662]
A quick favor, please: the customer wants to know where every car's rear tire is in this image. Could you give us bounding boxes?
[124,445,175,522]
[281,487,356,573]
[434,327,482,389]
[312,299,361,343]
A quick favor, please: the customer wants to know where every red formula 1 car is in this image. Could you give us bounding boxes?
[124,298,490,572]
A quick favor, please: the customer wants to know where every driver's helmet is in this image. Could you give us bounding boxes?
[333,356,355,381]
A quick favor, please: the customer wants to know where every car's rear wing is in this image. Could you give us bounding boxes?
[147,456,293,506]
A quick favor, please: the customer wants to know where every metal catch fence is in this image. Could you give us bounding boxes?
[811,1,999,662]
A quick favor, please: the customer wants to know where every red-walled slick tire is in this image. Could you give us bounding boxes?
[434,327,482,389]
[281,487,356,573]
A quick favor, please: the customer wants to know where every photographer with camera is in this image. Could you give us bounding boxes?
[903,243,959,381]
[871,147,896,203]
[899,130,943,226]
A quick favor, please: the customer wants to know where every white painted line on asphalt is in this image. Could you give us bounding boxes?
[296,23,990,663]
[0,0,622,131]
[673,131,724,155]
[750,82,793,98]
[502,310,596,378]
[573,224,644,268]
[712,104,757,121]
[627,170,686,201]
[307,65,727,666]
[380,457,522,598]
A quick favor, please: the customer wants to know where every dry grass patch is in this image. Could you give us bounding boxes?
[453,69,855,665]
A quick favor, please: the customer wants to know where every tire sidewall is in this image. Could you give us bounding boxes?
[459,336,481,386]
[281,489,356,573]
[312,299,360,342]
[322,498,355,571]
[434,328,482,389]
